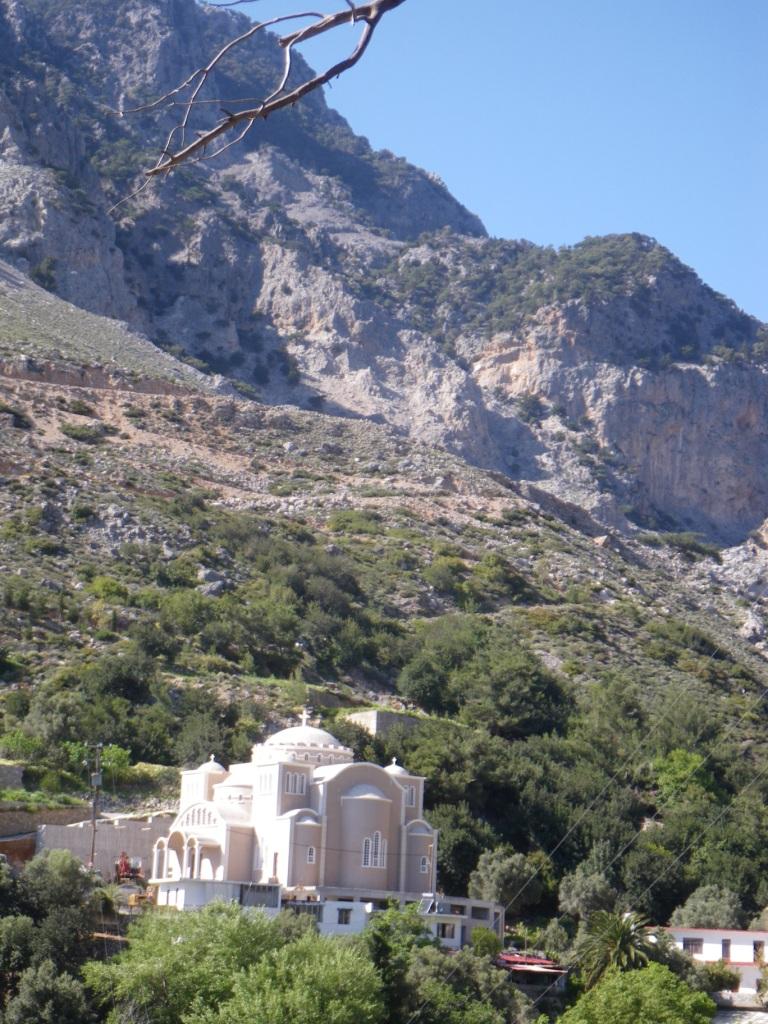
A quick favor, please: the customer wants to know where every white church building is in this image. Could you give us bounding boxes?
[151,715,504,947]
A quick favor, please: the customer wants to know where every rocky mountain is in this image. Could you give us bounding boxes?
[8,0,768,934]
[1,0,767,545]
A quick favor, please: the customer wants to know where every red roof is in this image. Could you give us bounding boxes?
[497,953,567,974]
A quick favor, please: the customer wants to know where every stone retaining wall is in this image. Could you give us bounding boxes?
[0,806,90,838]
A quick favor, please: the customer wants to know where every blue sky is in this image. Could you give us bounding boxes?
[236,1,767,320]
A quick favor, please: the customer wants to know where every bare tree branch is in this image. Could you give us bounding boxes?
[129,0,407,178]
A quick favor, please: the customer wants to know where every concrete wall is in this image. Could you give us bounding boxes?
[345,710,420,738]
[403,824,434,894]
[0,763,24,789]
[291,821,322,887]
[226,829,254,881]
[320,763,405,891]
[277,766,313,815]
[157,879,242,910]
[0,806,89,839]
[38,814,174,880]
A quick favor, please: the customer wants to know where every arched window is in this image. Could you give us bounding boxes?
[406,785,416,807]
[420,856,429,874]
[307,846,316,864]
[363,832,387,868]
[298,774,306,795]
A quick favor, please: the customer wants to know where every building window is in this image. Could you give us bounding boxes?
[722,939,731,961]
[362,831,387,868]
[406,785,416,807]
[284,772,307,795]
[682,938,703,956]
[419,856,429,874]
[307,846,316,864]
[755,941,765,963]
[338,908,352,925]
[436,923,455,940]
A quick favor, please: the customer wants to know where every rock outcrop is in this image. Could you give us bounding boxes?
[0,0,766,542]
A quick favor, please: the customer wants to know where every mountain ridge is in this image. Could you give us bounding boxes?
[1,0,767,542]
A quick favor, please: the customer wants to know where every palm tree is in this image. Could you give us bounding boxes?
[577,910,655,989]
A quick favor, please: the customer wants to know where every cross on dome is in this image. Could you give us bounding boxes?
[300,707,311,727]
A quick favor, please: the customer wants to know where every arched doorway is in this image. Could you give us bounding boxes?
[167,832,185,879]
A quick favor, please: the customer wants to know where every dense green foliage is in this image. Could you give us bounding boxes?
[669,885,744,929]
[0,850,100,1015]
[85,903,534,1024]
[559,964,715,1024]
[4,467,768,934]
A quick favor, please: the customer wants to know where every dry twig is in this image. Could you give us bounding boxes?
[124,0,407,177]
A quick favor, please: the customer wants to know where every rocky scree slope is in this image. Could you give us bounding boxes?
[4,354,768,714]
[0,0,767,542]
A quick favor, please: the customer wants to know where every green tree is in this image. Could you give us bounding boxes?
[653,750,716,805]
[403,945,533,1024]
[470,927,503,958]
[397,615,486,714]
[468,849,543,917]
[620,837,687,923]
[454,636,571,741]
[427,802,499,894]
[22,849,96,918]
[188,930,383,1024]
[559,864,617,921]
[694,960,739,995]
[173,711,225,767]
[575,911,655,989]
[362,904,435,1024]
[559,963,715,1024]
[84,902,283,1024]
[669,885,744,928]
[0,916,36,1001]
[4,959,91,1024]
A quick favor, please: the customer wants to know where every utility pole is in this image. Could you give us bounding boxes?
[86,743,103,870]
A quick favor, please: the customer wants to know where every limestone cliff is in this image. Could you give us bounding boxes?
[1,0,766,542]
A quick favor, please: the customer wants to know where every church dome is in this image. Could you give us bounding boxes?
[265,725,342,749]
[252,716,353,767]
[384,757,409,776]
[198,755,226,773]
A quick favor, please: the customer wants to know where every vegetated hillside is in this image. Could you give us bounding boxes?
[4,342,768,930]
[4,0,768,938]
[2,0,768,542]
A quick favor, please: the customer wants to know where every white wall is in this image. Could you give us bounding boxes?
[667,927,768,996]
